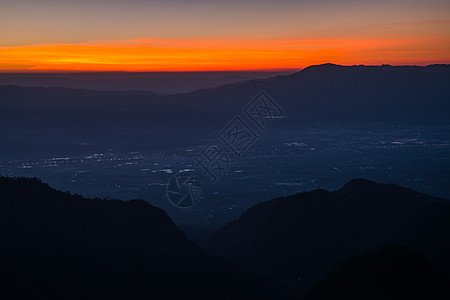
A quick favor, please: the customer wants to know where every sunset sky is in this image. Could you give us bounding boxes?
[1,0,449,71]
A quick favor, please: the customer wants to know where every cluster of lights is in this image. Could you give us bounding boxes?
[17,154,145,168]
[359,143,450,149]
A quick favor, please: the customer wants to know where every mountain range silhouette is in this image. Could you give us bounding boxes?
[1,176,449,299]
[0,177,291,299]
[210,178,450,293]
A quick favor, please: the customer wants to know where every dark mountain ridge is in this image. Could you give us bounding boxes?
[1,63,449,160]
[1,176,448,298]
[301,244,449,300]
[1,63,449,124]
[0,70,292,94]
[210,178,450,292]
[0,176,292,299]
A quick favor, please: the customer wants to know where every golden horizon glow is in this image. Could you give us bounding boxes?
[2,1,450,71]
[1,36,449,72]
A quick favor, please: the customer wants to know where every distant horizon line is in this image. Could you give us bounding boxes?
[1,63,449,74]
[0,68,300,74]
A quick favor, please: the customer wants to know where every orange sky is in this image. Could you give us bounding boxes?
[1,36,449,72]
[1,0,450,71]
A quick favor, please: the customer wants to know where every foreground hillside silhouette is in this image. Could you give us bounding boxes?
[210,179,450,293]
[1,176,449,299]
[302,244,449,300]
[0,177,291,299]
